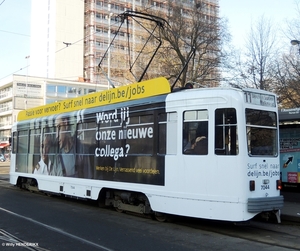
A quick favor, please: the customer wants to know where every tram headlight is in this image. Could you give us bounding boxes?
[249,180,255,191]
[276,180,282,190]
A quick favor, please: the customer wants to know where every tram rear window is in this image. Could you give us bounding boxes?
[246,109,278,156]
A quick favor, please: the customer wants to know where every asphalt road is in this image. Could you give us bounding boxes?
[1,161,300,250]
[0,182,299,250]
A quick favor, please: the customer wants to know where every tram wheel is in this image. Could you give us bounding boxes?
[115,200,124,213]
[115,207,124,213]
[154,212,167,222]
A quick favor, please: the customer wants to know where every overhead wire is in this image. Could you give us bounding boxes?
[0,29,30,37]
[0,25,101,80]
[0,7,156,81]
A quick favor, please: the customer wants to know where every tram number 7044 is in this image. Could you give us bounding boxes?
[261,184,270,190]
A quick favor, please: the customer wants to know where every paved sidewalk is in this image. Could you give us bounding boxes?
[281,191,300,223]
[0,164,9,175]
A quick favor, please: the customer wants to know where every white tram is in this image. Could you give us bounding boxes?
[10,77,283,222]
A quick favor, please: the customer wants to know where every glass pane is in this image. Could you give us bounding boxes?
[46,85,56,93]
[183,109,208,155]
[246,109,276,127]
[18,135,28,153]
[158,123,166,154]
[29,129,41,154]
[246,109,277,156]
[184,110,208,121]
[215,108,238,155]
[248,128,277,156]
[140,114,153,124]
[57,86,66,94]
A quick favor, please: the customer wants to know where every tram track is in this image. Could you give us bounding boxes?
[173,216,300,250]
[1,180,299,250]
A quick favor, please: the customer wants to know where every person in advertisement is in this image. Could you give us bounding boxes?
[51,113,92,178]
[33,133,53,175]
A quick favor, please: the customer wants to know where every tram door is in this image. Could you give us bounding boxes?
[181,110,209,193]
[181,108,238,195]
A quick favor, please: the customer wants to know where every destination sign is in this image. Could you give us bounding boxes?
[244,91,276,107]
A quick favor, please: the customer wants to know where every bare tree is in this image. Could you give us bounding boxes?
[99,2,229,89]
[284,1,300,42]
[274,53,300,107]
[230,16,279,91]
[142,0,228,88]
[273,1,300,108]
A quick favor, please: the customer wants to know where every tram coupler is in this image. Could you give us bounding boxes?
[274,209,281,223]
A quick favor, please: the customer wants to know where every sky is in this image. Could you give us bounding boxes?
[219,0,300,50]
[0,0,31,80]
[0,0,299,80]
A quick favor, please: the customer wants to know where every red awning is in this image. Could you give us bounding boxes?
[0,143,9,149]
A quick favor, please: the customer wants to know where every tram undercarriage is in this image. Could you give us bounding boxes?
[16,176,169,222]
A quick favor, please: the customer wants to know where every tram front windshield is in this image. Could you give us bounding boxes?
[246,109,277,157]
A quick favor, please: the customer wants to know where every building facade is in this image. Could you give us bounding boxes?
[84,0,220,86]
[29,0,219,86]
[30,0,84,81]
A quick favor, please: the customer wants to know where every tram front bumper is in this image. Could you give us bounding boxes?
[247,195,284,213]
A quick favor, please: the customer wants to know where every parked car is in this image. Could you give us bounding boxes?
[0,154,6,162]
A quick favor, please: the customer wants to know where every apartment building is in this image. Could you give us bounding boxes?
[29,0,219,86]
[84,0,220,86]
[30,0,85,81]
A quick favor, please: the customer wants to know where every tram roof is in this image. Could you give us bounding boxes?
[17,76,278,122]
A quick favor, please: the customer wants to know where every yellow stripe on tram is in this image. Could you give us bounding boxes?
[17,77,171,121]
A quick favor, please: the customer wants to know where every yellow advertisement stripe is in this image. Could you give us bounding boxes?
[17,77,170,121]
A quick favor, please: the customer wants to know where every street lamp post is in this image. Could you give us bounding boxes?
[25,55,30,109]
[107,13,113,89]
[291,39,300,54]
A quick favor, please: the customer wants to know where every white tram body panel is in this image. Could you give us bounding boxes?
[10,83,283,222]
[159,88,281,221]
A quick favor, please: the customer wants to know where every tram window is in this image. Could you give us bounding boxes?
[140,114,154,123]
[215,108,238,155]
[16,130,29,173]
[158,113,167,154]
[43,127,56,156]
[53,115,75,154]
[29,128,41,154]
[76,120,97,154]
[18,130,29,154]
[246,109,277,156]
[126,114,154,155]
[29,128,55,174]
[183,110,208,155]
[12,131,17,154]
[130,116,139,124]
